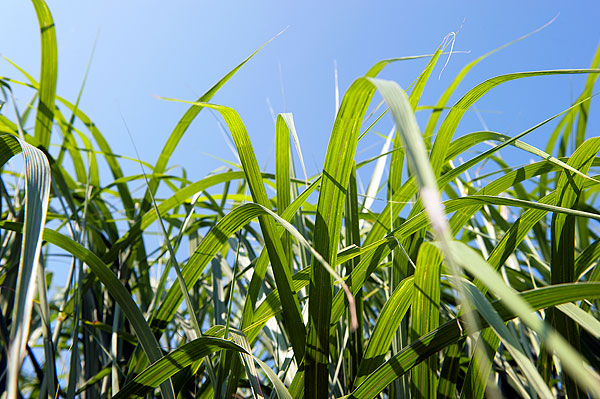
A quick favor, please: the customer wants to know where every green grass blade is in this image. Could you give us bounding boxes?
[359,129,503,252]
[147,176,319,348]
[31,0,57,148]
[344,163,363,385]
[59,32,97,166]
[557,302,600,339]
[5,10,600,397]
[276,113,293,268]
[54,111,90,184]
[228,330,264,399]
[437,343,463,399]
[446,194,600,221]
[460,327,499,399]
[460,193,566,398]
[0,134,23,164]
[575,238,600,279]
[410,243,442,398]
[340,165,597,271]
[550,137,600,397]
[354,276,413,385]
[329,174,600,335]
[35,255,57,399]
[409,46,443,110]
[448,158,593,236]
[237,199,360,342]
[286,113,309,185]
[254,357,294,399]
[129,146,209,385]
[307,77,376,398]
[434,96,600,194]
[365,79,467,371]
[154,200,344,396]
[2,135,51,399]
[357,124,564,257]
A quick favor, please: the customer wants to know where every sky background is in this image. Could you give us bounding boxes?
[1,1,600,199]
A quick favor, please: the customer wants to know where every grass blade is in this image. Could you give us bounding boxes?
[410,243,442,398]
[30,0,57,148]
[549,137,600,396]
[276,113,293,268]
[307,77,376,398]
[344,163,363,386]
[1,135,51,399]
[354,276,413,386]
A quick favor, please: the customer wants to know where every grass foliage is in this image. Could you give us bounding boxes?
[1,2,600,398]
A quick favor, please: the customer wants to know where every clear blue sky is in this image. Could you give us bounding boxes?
[2,1,600,189]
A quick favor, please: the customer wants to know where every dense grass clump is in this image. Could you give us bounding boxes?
[1,1,600,398]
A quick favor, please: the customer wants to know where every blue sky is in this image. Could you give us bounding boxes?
[2,1,600,191]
